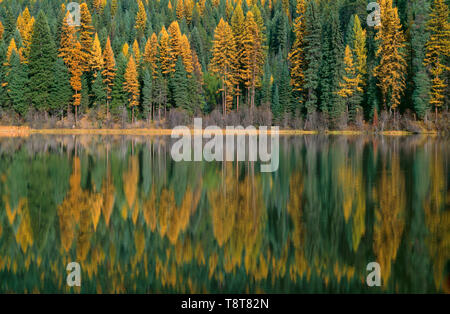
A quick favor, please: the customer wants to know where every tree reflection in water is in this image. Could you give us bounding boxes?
[0,135,448,293]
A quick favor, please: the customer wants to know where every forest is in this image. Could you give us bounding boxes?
[0,0,448,131]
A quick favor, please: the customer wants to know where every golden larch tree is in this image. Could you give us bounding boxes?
[2,38,20,88]
[225,0,233,20]
[102,37,116,118]
[143,33,159,77]
[93,0,104,14]
[424,0,450,121]
[70,41,84,124]
[90,33,104,76]
[16,7,34,62]
[122,42,129,58]
[184,0,194,24]
[16,7,32,36]
[80,3,95,72]
[59,11,77,67]
[111,0,118,16]
[59,10,80,116]
[197,0,205,16]
[338,45,363,112]
[135,0,147,37]
[168,21,183,59]
[4,38,19,67]
[132,39,141,64]
[0,21,4,40]
[374,0,407,113]
[288,0,306,106]
[159,26,175,75]
[231,1,245,111]
[241,11,265,109]
[353,15,367,80]
[210,18,238,115]
[180,34,194,74]
[124,55,140,123]
[176,0,185,20]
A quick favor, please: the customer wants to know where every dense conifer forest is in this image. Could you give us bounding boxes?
[0,0,448,131]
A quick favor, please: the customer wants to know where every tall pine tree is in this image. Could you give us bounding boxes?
[28,11,57,113]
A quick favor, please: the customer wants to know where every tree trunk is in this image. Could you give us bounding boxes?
[106,97,110,120]
[222,80,226,116]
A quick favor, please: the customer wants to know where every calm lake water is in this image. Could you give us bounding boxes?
[0,134,448,293]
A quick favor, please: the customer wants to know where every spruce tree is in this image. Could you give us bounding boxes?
[170,57,189,112]
[0,40,7,108]
[142,68,153,121]
[320,8,345,122]
[271,84,281,121]
[411,0,431,119]
[260,63,272,107]
[28,11,57,112]
[81,75,90,111]
[7,51,30,116]
[49,58,72,117]
[92,71,107,108]
[303,0,322,116]
[111,53,128,117]
[279,60,293,115]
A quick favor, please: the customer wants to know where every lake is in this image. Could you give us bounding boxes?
[0,134,448,293]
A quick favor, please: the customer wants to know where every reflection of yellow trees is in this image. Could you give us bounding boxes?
[333,262,355,285]
[209,163,238,246]
[175,237,193,264]
[158,188,176,238]
[373,157,405,285]
[133,228,146,266]
[101,174,115,226]
[209,165,266,279]
[15,199,33,253]
[2,192,33,253]
[122,155,139,220]
[3,195,25,225]
[167,186,201,244]
[156,256,177,288]
[57,157,102,259]
[143,186,157,231]
[338,162,366,251]
[286,173,308,281]
[157,184,202,244]
[424,153,450,291]
[240,175,266,280]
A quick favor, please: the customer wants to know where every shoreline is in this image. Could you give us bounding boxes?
[0,126,440,137]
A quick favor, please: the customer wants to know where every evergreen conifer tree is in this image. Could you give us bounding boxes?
[7,51,30,115]
[28,11,57,113]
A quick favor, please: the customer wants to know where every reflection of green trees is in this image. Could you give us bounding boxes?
[424,148,450,293]
[0,135,448,293]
